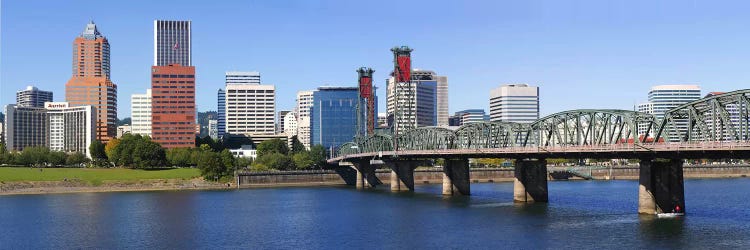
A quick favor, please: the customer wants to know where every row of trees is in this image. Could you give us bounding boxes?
[250,136,326,171]
[0,144,89,167]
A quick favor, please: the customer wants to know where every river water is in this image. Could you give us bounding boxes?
[1,179,749,249]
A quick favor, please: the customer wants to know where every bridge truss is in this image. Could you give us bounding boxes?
[335,89,750,158]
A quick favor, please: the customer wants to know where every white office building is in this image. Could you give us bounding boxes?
[386,69,447,132]
[489,84,540,123]
[296,90,315,148]
[638,85,701,141]
[283,111,298,137]
[4,102,95,157]
[131,89,152,137]
[17,86,53,108]
[46,102,95,157]
[225,83,276,135]
[208,119,218,139]
[226,71,260,85]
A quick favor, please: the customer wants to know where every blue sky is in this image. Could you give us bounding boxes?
[2,0,750,119]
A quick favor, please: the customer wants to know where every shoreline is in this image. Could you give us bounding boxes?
[1,172,748,196]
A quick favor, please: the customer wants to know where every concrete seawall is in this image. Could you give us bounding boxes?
[237,165,750,187]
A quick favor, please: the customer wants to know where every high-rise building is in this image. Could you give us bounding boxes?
[16,86,53,108]
[377,112,388,128]
[4,102,95,157]
[296,90,315,148]
[310,87,364,150]
[489,84,539,123]
[637,85,701,141]
[386,69,445,128]
[131,89,152,137]
[4,105,47,152]
[154,20,191,66]
[450,109,488,126]
[65,21,117,143]
[283,111,298,137]
[225,83,276,136]
[217,89,226,138]
[278,110,291,134]
[208,119,218,139]
[45,102,95,157]
[150,65,196,148]
[226,71,260,84]
[436,75,449,127]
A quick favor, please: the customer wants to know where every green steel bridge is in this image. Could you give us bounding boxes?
[327,89,750,215]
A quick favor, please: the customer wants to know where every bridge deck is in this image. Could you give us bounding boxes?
[330,143,750,163]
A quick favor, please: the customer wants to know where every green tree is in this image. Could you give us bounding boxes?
[0,143,13,165]
[235,157,253,170]
[89,141,107,160]
[290,136,305,154]
[167,148,193,167]
[65,152,89,167]
[253,152,294,170]
[16,146,50,167]
[109,134,167,168]
[47,151,67,166]
[197,150,224,181]
[308,145,327,169]
[292,151,314,170]
[256,139,289,158]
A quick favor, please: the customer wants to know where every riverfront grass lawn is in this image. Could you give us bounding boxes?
[0,167,201,183]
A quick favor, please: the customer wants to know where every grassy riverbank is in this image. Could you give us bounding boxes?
[0,167,201,184]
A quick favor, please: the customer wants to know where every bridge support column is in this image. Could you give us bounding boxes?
[353,160,380,189]
[443,158,470,196]
[388,161,416,192]
[638,159,685,215]
[513,159,548,203]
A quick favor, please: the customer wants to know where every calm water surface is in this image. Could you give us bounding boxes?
[1,179,749,249]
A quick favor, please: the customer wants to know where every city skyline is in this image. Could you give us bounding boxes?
[3,1,750,119]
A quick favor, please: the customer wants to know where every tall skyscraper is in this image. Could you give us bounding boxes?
[65,21,117,143]
[217,89,226,138]
[150,65,196,148]
[296,90,315,148]
[154,20,192,66]
[310,87,365,150]
[386,69,445,128]
[224,81,276,136]
[16,86,53,108]
[489,84,539,123]
[130,89,152,137]
[637,85,701,141]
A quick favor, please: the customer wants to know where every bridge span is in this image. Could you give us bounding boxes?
[328,89,750,215]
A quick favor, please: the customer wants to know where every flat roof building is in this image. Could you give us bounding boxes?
[150,65,196,148]
[17,86,53,108]
[131,89,152,137]
[490,84,539,123]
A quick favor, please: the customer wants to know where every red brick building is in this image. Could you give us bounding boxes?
[150,64,196,148]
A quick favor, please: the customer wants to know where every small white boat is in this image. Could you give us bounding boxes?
[656,212,685,218]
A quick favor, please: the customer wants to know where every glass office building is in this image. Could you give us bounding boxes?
[311,87,374,151]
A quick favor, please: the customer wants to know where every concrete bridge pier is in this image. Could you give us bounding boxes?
[352,160,380,189]
[513,159,548,203]
[388,161,417,192]
[638,159,685,215]
[442,158,471,195]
